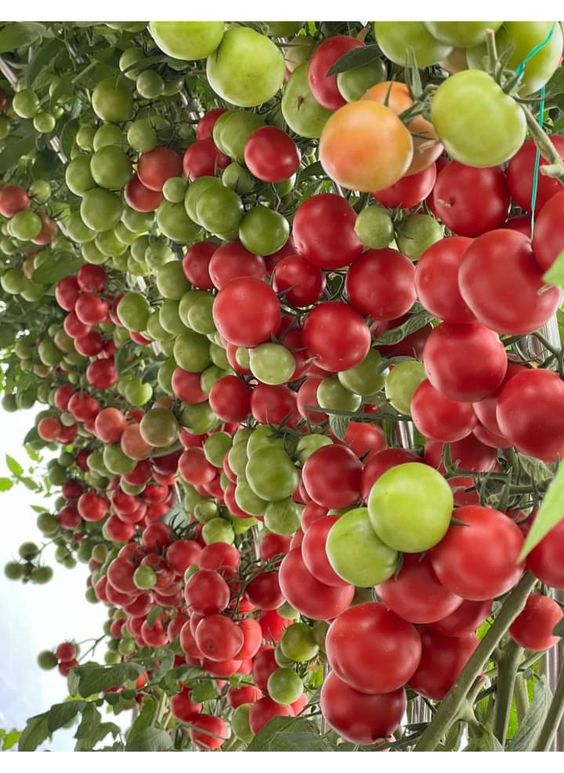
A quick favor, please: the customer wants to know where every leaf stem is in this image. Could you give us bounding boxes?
[414,572,537,751]
[492,639,524,744]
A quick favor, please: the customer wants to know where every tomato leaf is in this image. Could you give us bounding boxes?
[542,252,564,288]
[0,477,14,492]
[125,726,173,752]
[518,460,564,560]
[327,44,381,76]
[328,413,350,441]
[18,712,50,751]
[190,680,218,703]
[46,700,85,733]
[507,675,552,751]
[126,697,157,738]
[32,252,83,285]
[247,716,331,751]
[374,310,434,346]
[553,618,564,637]
[464,723,504,751]
[71,661,144,698]
[0,22,51,53]
[1,728,21,750]
[5,454,23,477]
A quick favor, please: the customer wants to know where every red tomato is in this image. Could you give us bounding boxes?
[507,136,564,213]
[272,255,325,307]
[124,173,164,211]
[326,602,421,694]
[212,277,281,347]
[244,126,300,182]
[527,520,564,589]
[183,138,229,180]
[532,189,564,272]
[184,569,230,614]
[189,715,229,750]
[249,697,292,735]
[302,444,362,509]
[373,163,437,209]
[302,515,349,587]
[496,369,564,463]
[292,194,362,270]
[415,236,475,323]
[472,363,526,436]
[458,229,562,335]
[509,593,563,651]
[411,379,477,442]
[376,553,463,624]
[431,162,510,236]
[425,435,498,473]
[245,572,284,611]
[182,241,216,290]
[303,301,370,372]
[321,671,406,744]
[195,614,244,661]
[250,383,298,427]
[171,686,202,723]
[423,322,507,402]
[360,449,420,502]
[251,646,278,692]
[428,598,493,637]
[308,36,363,110]
[346,248,416,322]
[0,185,29,217]
[138,147,182,191]
[408,629,478,700]
[344,421,387,458]
[430,506,525,601]
[296,377,326,424]
[279,548,354,620]
[196,108,227,141]
[209,240,266,290]
[209,375,252,423]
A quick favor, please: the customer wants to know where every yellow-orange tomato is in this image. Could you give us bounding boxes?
[319,101,414,193]
[362,81,442,176]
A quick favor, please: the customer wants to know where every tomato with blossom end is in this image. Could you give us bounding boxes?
[38,417,61,441]
[183,138,229,180]
[527,520,564,590]
[55,642,77,662]
[302,444,362,510]
[195,614,244,661]
[184,569,230,614]
[430,505,524,601]
[213,277,281,347]
[414,236,475,323]
[459,229,562,335]
[260,532,292,561]
[308,36,363,110]
[496,369,564,464]
[292,194,362,270]
[138,146,182,191]
[302,515,349,588]
[509,593,563,651]
[326,602,421,694]
[303,302,370,373]
[199,542,240,571]
[376,553,462,624]
[178,448,216,486]
[532,189,564,273]
[373,163,436,209]
[423,322,508,402]
[86,358,117,390]
[244,126,300,183]
[411,379,476,443]
[279,548,354,621]
[408,629,478,700]
[208,240,265,290]
[346,248,416,322]
[190,715,229,750]
[272,254,325,307]
[321,671,406,745]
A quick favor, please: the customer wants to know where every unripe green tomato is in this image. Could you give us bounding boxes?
[235,480,268,516]
[396,214,443,261]
[277,601,299,620]
[91,544,108,563]
[179,401,219,434]
[203,432,232,467]
[119,637,137,656]
[385,359,425,415]
[338,349,386,396]
[119,47,145,80]
[37,650,58,670]
[12,88,40,118]
[31,566,54,583]
[75,124,96,151]
[280,622,319,662]
[33,112,56,133]
[133,565,157,589]
[296,434,332,464]
[10,210,42,241]
[239,206,289,256]
[268,668,304,705]
[337,57,387,101]
[222,162,255,194]
[202,517,235,545]
[0,114,11,141]
[193,500,218,523]
[317,377,362,413]
[264,499,301,535]
[156,260,191,301]
[136,70,165,99]
[232,704,253,743]
[250,343,296,385]
[90,145,132,190]
[104,650,121,665]
[355,205,394,249]
[4,561,25,580]
[93,122,124,151]
[374,21,452,67]
[209,342,230,370]
[163,176,187,203]
[312,620,329,651]
[19,541,39,560]
[247,425,284,457]
[85,587,99,603]
[92,78,133,124]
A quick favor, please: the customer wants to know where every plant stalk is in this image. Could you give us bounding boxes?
[521,104,564,182]
[492,639,524,744]
[514,674,529,723]
[414,572,537,751]
[533,662,564,751]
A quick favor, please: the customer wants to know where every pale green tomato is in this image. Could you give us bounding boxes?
[281,63,332,139]
[317,377,362,412]
[264,499,301,535]
[396,214,443,261]
[338,349,386,396]
[296,434,333,464]
[250,343,296,385]
[149,21,225,60]
[374,21,452,67]
[385,360,426,415]
[355,205,394,249]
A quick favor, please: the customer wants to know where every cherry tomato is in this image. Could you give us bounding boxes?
[428,598,493,637]
[279,548,354,620]
[507,137,564,213]
[244,126,300,183]
[411,379,476,443]
[346,248,416,321]
[302,444,362,510]
[415,236,475,323]
[373,163,436,209]
[308,36,363,110]
[527,520,564,589]
[213,277,281,347]
[532,189,564,273]
[408,629,478,700]
[292,193,362,270]
[303,301,371,373]
[509,593,563,651]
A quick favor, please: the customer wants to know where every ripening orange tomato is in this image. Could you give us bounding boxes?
[319,101,413,193]
[362,82,442,176]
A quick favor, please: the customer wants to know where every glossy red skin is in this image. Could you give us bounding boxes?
[0,185,30,217]
[178,448,216,486]
[326,602,421,694]
[321,671,406,745]
[75,293,108,325]
[509,593,563,651]
[56,642,77,662]
[344,422,387,458]
[473,422,511,449]
[259,609,291,642]
[170,686,202,723]
[272,254,325,307]
[252,646,278,692]
[292,194,362,269]
[458,229,562,336]
[196,108,227,140]
[430,506,525,601]
[432,162,510,236]
[195,614,244,661]
[56,276,81,310]
[373,163,436,208]
[527,520,564,589]
[296,377,326,424]
[77,264,106,292]
[259,532,292,561]
[138,147,183,191]
[496,369,564,463]
[209,240,266,290]
[227,685,262,709]
[244,126,300,182]
[300,503,328,531]
[428,598,493,637]
[507,136,564,213]
[376,554,463,624]
[308,36,363,110]
[189,715,229,750]
[182,138,229,180]
[249,697,293,735]
[182,241,216,289]
[171,367,207,404]
[472,363,526,435]
[408,629,478,700]
[235,618,262,659]
[250,383,298,427]
[411,379,477,443]
[532,189,564,272]
[302,444,362,509]
[346,248,416,322]
[78,492,108,523]
[302,515,349,587]
[423,322,508,402]
[86,358,117,389]
[124,173,164,212]
[75,330,104,357]
[505,215,531,237]
[184,569,229,614]
[245,572,284,611]
[415,236,475,323]
[213,277,281,347]
[279,549,354,620]
[208,375,252,423]
[303,301,370,372]
[360,449,420,502]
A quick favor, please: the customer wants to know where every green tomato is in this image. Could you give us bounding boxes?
[117,292,151,331]
[277,601,299,621]
[430,70,527,167]
[264,499,301,535]
[157,201,200,243]
[12,88,39,118]
[338,350,385,397]
[156,260,190,301]
[10,210,42,241]
[222,162,255,194]
[374,21,452,67]
[184,176,223,223]
[246,447,299,502]
[179,401,219,434]
[157,358,176,394]
[280,622,319,662]
[93,123,124,150]
[188,295,216,335]
[136,70,164,99]
[196,184,243,239]
[119,46,145,80]
[228,441,249,477]
[33,112,56,133]
[317,377,362,413]
[203,432,232,468]
[92,78,133,123]
[355,205,394,249]
[95,229,128,257]
[149,21,225,60]
[66,210,96,243]
[396,213,443,261]
[239,207,289,256]
[193,500,219,523]
[209,342,230,370]
[90,146,132,190]
[202,517,235,545]
[281,63,332,139]
[213,110,265,162]
[232,704,253,743]
[466,22,563,97]
[127,118,157,153]
[268,668,304,705]
[337,57,387,101]
[326,507,398,587]
[140,408,179,448]
[424,21,503,48]
[0,114,11,141]
[103,444,136,475]
[207,27,285,107]
[123,207,153,234]
[249,343,296,385]
[384,360,425,415]
[247,425,284,457]
[235,479,267,516]
[174,331,211,372]
[163,176,187,203]
[368,462,453,552]
[81,188,122,231]
[133,566,157,590]
[200,365,227,395]
[75,124,96,151]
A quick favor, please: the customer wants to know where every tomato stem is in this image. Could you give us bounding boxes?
[520,104,564,183]
[534,662,564,750]
[514,674,529,723]
[492,638,524,744]
[414,572,537,751]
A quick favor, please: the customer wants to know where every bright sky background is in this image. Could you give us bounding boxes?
[0,407,109,751]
